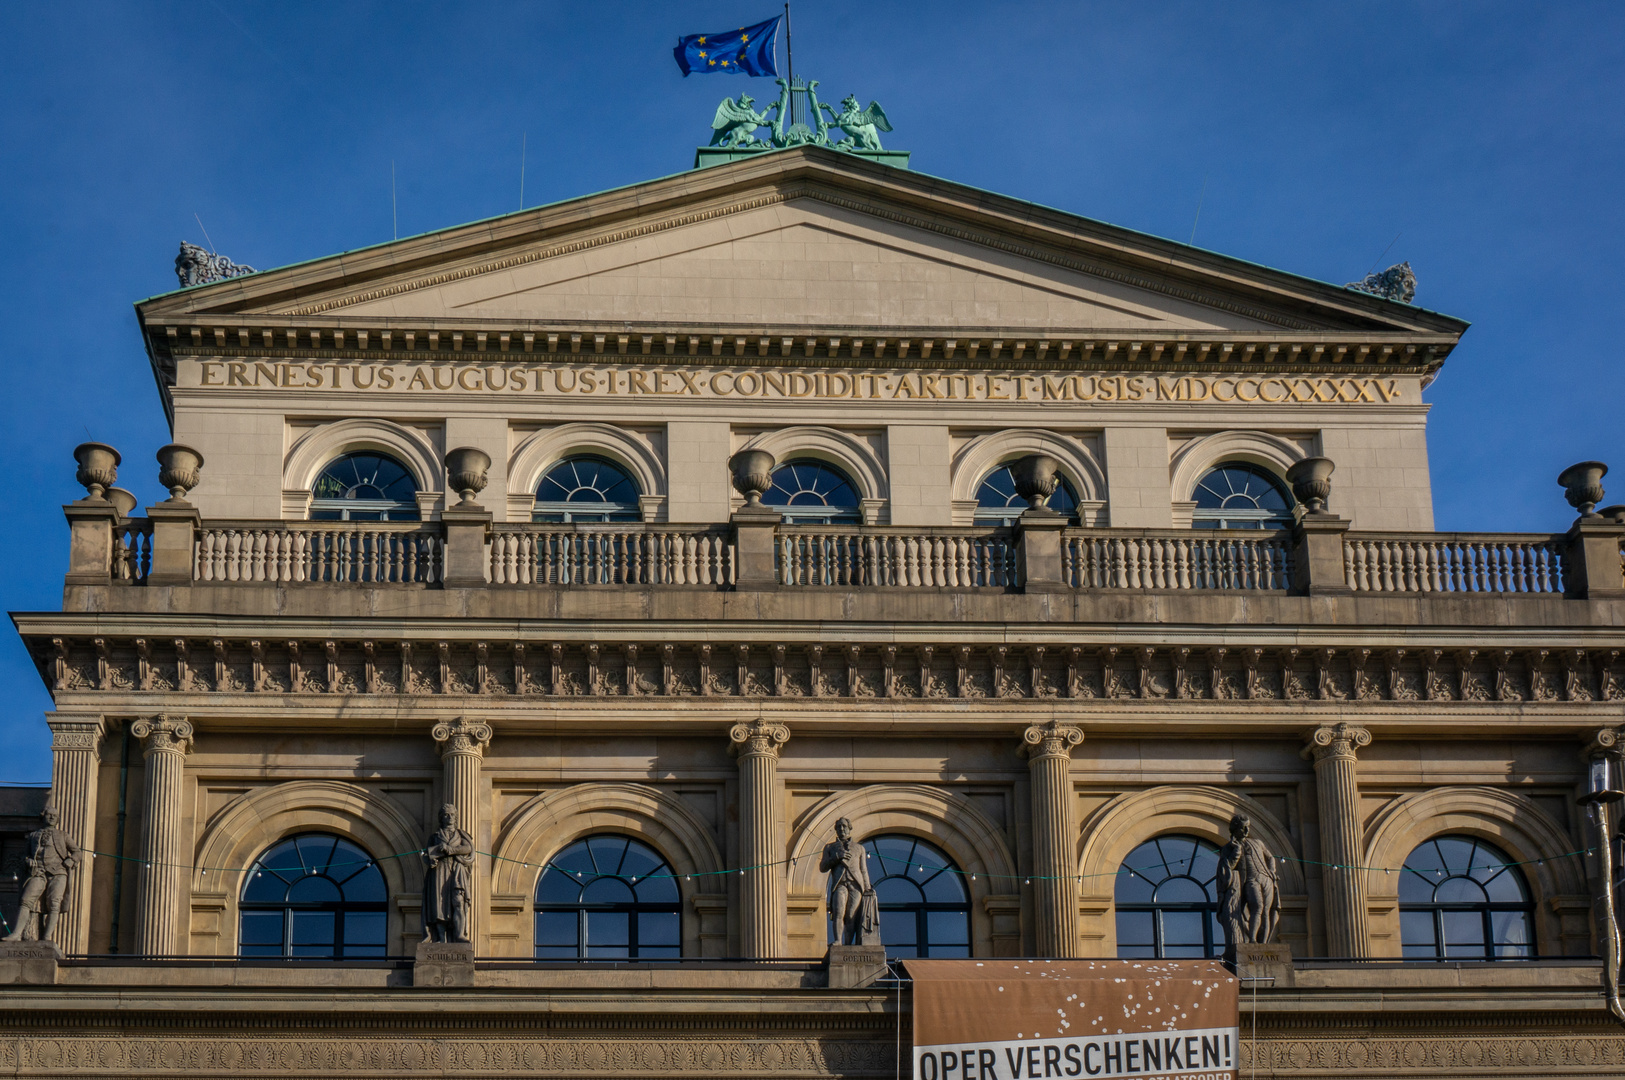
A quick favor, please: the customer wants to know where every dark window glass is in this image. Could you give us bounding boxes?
[533,836,681,959]
[975,465,1080,524]
[1191,463,1293,531]
[1398,836,1533,959]
[309,452,420,522]
[1115,835,1223,959]
[766,460,861,524]
[533,457,642,523]
[238,834,388,959]
[829,835,971,960]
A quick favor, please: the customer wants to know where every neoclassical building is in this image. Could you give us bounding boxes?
[4,144,1625,1077]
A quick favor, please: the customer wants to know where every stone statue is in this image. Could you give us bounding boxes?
[174,241,256,288]
[421,803,474,944]
[3,801,79,944]
[823,95,892,151]
[1216,812,1280,963]
[710,94,772,148]
[1345,261,1416,304]
[820,817,879,946]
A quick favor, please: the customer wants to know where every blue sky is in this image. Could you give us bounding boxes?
[0,2,1620,781]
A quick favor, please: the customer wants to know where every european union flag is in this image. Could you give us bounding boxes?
[673,15,781,76]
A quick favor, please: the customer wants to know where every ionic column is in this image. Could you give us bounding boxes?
[1022,721,1084,957]
[729,719,790,957]
[432,718,491,939]
[1304,722,1372,958]
[45,713,106,954]
[130,715,193,956]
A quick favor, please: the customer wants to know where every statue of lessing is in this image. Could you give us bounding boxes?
[3,800,79,944]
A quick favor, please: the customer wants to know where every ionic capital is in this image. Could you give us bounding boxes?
[729,719,791,759]
[1303,722,1371,763]
[1021,721,1084,762]
[131,714,193,756]
[432,717,492,757]
[47,714,106,755]
[1583,726,1625,760]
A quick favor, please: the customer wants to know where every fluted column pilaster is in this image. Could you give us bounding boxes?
[45,713,105,954]
[130,715,192,956]
[432,717,491,942]
[1022,721,1084,957]
[1304,722,1372,958]
[729,719,790,958]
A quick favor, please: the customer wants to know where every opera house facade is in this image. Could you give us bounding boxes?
[2,143,1624,1077]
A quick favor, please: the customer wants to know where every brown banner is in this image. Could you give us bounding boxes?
[906,959,1239,1080]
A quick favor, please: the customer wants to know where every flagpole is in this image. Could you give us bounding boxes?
[784,3,794,88]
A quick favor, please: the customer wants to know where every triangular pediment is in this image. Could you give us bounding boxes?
[138,147,1467,340]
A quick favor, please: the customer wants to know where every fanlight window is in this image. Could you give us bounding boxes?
[533,836,681,959]
[765,460,862,524]
[310,452,420,521]
[1115,835,1223,959]
[830,835,971,960]
[1399,836,1533,959]
[1192,463,1293,530]
[975,464,1080,525]
[239,834,387,959]
[533,457,641,523]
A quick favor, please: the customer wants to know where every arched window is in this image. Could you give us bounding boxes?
[1399,836,1533,959]
[239,834,387,959]
[1115,835,1223,959]
[765,460,862,524]
[310,452,420,521]
[974,464,1080,525]
[533,836,681,959]
[1192,463,1293,530]
[831,835,970,959]
[533,457,642,523]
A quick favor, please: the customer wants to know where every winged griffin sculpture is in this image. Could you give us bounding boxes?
[710,94,771,148]
[823,95,892,151]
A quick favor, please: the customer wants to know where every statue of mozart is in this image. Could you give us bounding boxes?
[1217,812,1281,964]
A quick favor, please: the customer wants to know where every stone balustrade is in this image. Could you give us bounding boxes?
[1343,533,1567,594]
[63,512,1625,599]
[489,525,734,585]
[193,523,442,584]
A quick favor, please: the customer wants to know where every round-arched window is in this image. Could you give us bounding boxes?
[1192,463,1293,530]
[310,452,420,521]
[533,457,641,523]
[831,835,971,959]
[765,460,862,524]
[1399,836,1533,959]
[1115,835,1223,959]
[239,834,387,959]
[534,836,681,959]
[975,464,1080,525]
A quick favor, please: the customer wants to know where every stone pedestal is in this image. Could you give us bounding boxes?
[826,944,888,990]
[730,507,781,586]
[1016,510,1069,592]
[413,940,475,988]
[0,941,62,985]
[1234,942,1294,987]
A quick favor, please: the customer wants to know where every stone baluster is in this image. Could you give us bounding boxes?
[729,719,791,957]
[130,715,194,956]
[1303,722,1372,958]
[45,713,106,953]
[1022,721,1085,957]
[431,718,492,941]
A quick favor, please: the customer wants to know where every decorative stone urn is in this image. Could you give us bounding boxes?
[1558,460,1608,517]
[729,449,777,508]
[155,443,205,502]
[1286,457,1336,514]
[1598,505,1625,525]
[72,442,120,501]
[105,487,138,519]
[1009,454,1060,510]
[444,447,491,508]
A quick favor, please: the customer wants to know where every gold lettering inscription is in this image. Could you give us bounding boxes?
[181,361,1409,406]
